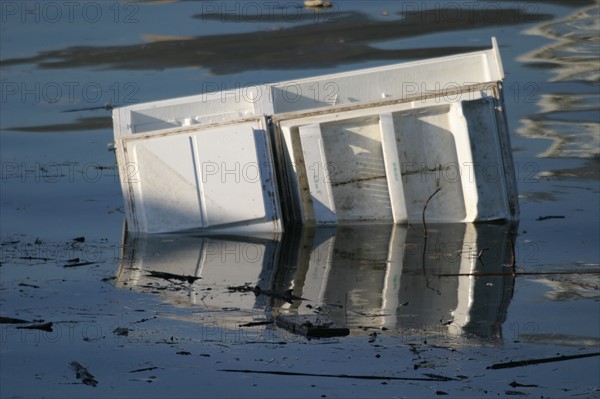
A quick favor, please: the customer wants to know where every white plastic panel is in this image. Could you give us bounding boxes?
[276,89,511,224]
[379,113,407,223]
[449,102,479,221]
[268,39,504,114]
[298,124,337,224]
[194,124,268,226]
[119,118,282,233]
[288,116,396,224]
[114,38,504,135]
[130,133,205,231]
[113,87,269,137]
[460,98,510,220]
[320,116,392,221]
[392,104,468,222]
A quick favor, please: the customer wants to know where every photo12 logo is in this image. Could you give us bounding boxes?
[1,81,139,106]
[199,81,340,106]
[398,2,540,24]
[1,1,140,24]
[1,162,119,184]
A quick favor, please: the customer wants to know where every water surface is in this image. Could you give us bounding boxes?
[1,1,598,398]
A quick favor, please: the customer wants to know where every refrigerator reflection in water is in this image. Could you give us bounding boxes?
[116,223,516,340]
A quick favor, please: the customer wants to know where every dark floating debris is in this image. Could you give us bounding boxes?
[368,332,378,343]
[146,271,201,284]
[93,164,117,171]
[275,315,349,338]
[509,381,539,388]
[72,236,85,243]
[70,361,98,387]
[18,282,40,288]
[253,286,307,303]
[0,316,30,324]
[220,369,455,381]
[239,320,274,328]
[505,390,526,396]
[129,366,159,373]
[63,261,96,268]
[422,373,456,382]
[536,215,565,221]
[2,316,54,331]
[488,352,600,369]
[113,327,130,336]
[63,103,113,113]
[227,283,255,293]
[133,316,157,324]
[18,255,53,261]
[413,361,436,370]
[17,322,53,332]
[439,269,600,277]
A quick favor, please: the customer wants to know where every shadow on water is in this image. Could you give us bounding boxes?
[6,116,113,133]
[116,223,517,341]
[1,8,550,73]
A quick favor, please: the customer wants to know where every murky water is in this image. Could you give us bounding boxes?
[1,1,599,398]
